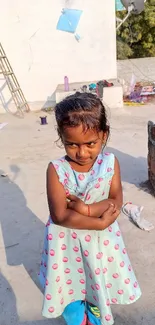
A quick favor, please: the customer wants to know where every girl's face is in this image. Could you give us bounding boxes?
[62,124,107,167]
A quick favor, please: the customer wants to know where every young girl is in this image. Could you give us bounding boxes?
[39,92,141,325]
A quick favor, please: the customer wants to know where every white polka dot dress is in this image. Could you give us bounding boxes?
[39,153,141,325]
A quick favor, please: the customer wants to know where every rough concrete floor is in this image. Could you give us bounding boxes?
[0,105,155,325]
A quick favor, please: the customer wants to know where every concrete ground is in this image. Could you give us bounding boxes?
[0,104,155,325]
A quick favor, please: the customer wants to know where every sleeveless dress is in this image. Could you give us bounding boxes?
[39,152,141,325]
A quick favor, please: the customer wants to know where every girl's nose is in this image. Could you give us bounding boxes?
[77,146,86,158]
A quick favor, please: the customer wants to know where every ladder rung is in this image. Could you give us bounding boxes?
[0,56,6,59]
[12,87,20,93]
[3,71,13,76]
[18,102,27,108]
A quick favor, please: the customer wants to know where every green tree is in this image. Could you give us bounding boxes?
[116,0,155,59]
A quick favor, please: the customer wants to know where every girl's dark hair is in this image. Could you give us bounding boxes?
[55,92,109,139]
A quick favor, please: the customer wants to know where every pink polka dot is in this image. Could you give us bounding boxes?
[46,294,52,300]
[104,240,109,246]
[59,232,65,239]
[68,289,74,295]
[63,257,68,263]
[80,279,85,284]
[76,257,82,263]
[105,152,110,156]
[84,250,89,257]
[50,249,55,256]
[95,268,101,275]
[113,273,119,279]
[48,307,54,313]
[78,268,84,274]
[111,298,117,304]
[56,276,60,283]
[91,285,95,291]
[120,261,125,268]
[93,296,98,302]
[98,177,103,182]
[72,232,77,239]
[86,262,90,269]
[129,295,135,301]
[102,191,105,196]
[46,220,50,227]
[105,314,111,321]
[123,248,127,254]
[85,235,91,242]
[96,252,103,259]
[58,287,62,294]
[48,234,53,240]
[44,262,47,267]
[60,298,64,305]
[64,268,70,274]
[108,256,114,262]
[116,231,121,236]
[45,249,48,255]
[125,278,130,284]
[106,299,110,306]
[95,284,100,290]
[95,183,100,189]
[78,174,85,181]
[54,164,59,170]
[64,179,68,185]
[103,268,108,274]
[66,279,72,285]
[52,263,58,270]
[91,169,95,175]
[128,265,132,271]
[86,194,91,201]
[61,244,67,251]
[73,246,79,252]
[66,189,70,196]
[134,282,138,288]
[117,289,124,295]
[108,226,112,232]
[65,172,69,178]
[106,283,112,289]
[97,159,103,165]
[81,289,87,295]
[46,279,49,286]
[107,168,112,172]
[89,273,93,280]
[114,244,119,250]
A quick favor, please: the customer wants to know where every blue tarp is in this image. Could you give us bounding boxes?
[56,8,83,34]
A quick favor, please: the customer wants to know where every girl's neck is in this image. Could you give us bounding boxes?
[65,155,99,173]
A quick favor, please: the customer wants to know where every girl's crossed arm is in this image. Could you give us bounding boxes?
[68,158,123,218]
[47,163,119,231]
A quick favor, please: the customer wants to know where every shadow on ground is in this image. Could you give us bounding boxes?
[0,170,43,288]
[108,147,147,187]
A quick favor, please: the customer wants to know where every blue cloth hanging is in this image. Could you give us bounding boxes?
[115,0,125,11]
[56,8,83,34]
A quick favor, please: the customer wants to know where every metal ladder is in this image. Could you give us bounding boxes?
[0,42,30,115]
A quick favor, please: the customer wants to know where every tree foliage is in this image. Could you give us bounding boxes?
[116,0,155,59]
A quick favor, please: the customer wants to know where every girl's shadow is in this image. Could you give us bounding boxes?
[0,169,44,288]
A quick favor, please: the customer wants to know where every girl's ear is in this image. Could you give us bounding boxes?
[102,131,108,144]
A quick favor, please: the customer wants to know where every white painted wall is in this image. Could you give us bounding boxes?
[0,0,116,112]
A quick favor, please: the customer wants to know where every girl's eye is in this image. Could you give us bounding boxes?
[88,142,96,147]
[67,143,77,148]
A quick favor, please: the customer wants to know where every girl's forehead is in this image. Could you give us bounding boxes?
[62,125,103,142]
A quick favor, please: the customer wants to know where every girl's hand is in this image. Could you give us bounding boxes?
[101,204,120,228]
[67,195,88,216]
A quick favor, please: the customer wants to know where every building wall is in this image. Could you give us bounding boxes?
[0,0,116,113]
